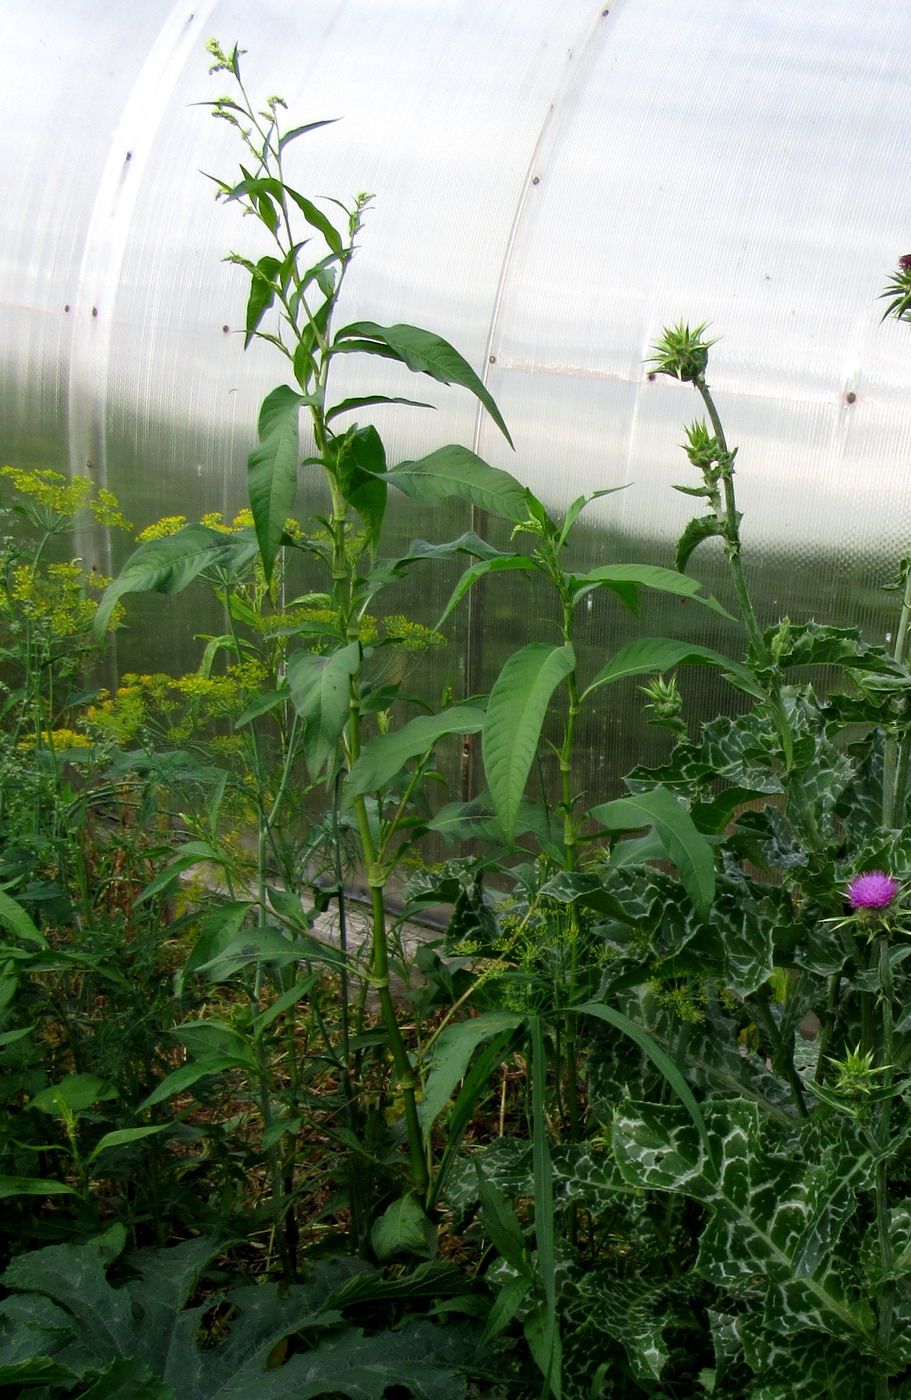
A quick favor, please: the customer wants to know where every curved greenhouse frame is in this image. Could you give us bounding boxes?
[4,0,911,775]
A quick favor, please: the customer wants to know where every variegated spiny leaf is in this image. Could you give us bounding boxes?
[684,1001,796,1124]
[625,710,787,798]
[585,995,679,1114]
[553,1250,679,1389]
[441,1138,533,1221]
[740,1318,874,1399]
[590,865,703,962]
[772,620,905,677]
[712,873,774,995]
[707,1308,746,1394]
[550,1144,671,1267]
[612,1100,877,1346]
[732,803,809,872]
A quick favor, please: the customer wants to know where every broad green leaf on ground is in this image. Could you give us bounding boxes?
[347,706,486,796]
[371,1195,437,1261]
[0,1229,447,1400]
[242,1319,477,1400]
[95,527,259,635]
[287,641,360,778]
[568,563,732,618]
[248,385,309,582]
[582,638,758,701]
[386,445,526,522]
[333,321,512,444]
[78,1356,176,1398]
[482,643,575,843]
[613,1100,877,1346]
[590,786,715,915]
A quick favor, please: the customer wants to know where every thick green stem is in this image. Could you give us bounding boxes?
[882,563,911,830]
[693,375,830,853]
[347,686,429,1193]
[695,376,768,665]
[875,932,895,1398]
[551,586,583,1139]
[813,974,841,1085]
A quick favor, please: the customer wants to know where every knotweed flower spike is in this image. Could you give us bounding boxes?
[846,871,898,910]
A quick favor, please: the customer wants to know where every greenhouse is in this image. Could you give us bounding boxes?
[3,2,911,1397]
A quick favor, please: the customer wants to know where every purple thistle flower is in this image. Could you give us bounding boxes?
[846,871,898,910]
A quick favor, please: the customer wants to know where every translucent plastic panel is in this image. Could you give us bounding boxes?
[3,0,911,794]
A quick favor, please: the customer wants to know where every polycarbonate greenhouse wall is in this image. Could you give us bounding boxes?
[4,0,911,789]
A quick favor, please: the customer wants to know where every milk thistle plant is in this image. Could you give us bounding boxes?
[595,294,911,1399]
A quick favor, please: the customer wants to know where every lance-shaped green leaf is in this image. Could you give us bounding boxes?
[225,173,343,253]
[0,1175,79,1200]
[556,487,626,550]
[612,1099,877,1346]
[419,1011,523,1135]
[326,425,387,555]
[569,564,731,619]
[325,393,434,423]
[483,643,575,843]
[287,641,360,779]
[347,706,485,796]
[333,321,512,444]
[87,1125,172,1165]
[0,888,46,946]
[582,637,759,701]
[94,527,259,635]
[590,787,715,916]
[241,253,281,346]
[437,554,538,627]
[248,385,309,582]
[364,533,514,594]
[386,445,527,523]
